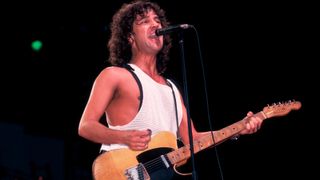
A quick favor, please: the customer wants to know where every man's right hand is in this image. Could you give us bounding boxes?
[124,129,152,151]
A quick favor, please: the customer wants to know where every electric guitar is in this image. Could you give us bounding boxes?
[92,100,301,180]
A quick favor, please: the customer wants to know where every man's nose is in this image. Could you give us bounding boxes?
[151,21,161,29]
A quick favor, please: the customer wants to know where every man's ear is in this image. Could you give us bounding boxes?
[128,33,134,44]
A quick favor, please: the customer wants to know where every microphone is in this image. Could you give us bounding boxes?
[155,24,192,36]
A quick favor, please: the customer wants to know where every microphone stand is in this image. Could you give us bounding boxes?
[178,31,197,180]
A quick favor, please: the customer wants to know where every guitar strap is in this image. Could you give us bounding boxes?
[124,64,181,141]
[124,64,143,111]
[166,80,182,144]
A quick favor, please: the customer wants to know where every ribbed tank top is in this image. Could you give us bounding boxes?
[100,64,183,152]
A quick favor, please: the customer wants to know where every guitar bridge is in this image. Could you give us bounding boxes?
[125,163,150,180]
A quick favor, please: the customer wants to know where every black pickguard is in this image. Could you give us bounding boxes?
[136,147,176,180]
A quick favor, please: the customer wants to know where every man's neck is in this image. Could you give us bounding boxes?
[131,54,158,77]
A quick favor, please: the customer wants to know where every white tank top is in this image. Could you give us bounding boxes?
[100,64,183,152]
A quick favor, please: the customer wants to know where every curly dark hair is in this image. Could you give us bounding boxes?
[108,0,172,74]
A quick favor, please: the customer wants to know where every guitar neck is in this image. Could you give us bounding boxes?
[167,111,267,165]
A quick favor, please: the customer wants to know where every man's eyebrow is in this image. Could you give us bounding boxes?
[135,14,147,21]
[135,12,161,24]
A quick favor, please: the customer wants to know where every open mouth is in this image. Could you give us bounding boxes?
[149,34,158,39]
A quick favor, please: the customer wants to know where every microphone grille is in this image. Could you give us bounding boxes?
[180,24,192,29]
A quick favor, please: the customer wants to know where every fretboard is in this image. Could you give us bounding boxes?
[166,112,267,165]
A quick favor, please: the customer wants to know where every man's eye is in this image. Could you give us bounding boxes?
[142,20,149,24]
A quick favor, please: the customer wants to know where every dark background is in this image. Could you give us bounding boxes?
[1,0,317,179]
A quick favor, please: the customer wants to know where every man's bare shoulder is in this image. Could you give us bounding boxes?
[99,66,126,76]
[96,66,129,82]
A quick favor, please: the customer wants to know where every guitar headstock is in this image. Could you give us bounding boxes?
[263,100,301,118]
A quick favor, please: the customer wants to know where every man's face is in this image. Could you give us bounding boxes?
[130,10,164,55]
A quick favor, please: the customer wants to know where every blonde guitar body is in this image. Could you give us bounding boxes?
[92,131,178,180]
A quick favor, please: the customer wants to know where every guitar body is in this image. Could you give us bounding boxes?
[92,101,302,179]
[92,131,178,180]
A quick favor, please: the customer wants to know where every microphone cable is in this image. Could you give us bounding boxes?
[189,25,225,180]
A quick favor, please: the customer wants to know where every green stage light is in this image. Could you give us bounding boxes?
[31,40,43,52]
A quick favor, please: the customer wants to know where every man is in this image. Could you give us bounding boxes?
[78,0,263,179]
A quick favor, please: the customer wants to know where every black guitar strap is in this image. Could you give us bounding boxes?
[166,79,182,144]
[124,64,143,111]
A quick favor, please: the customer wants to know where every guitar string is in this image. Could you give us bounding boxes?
[144,158,164,170]
[137,102,299,176]
[143,156,168,172]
